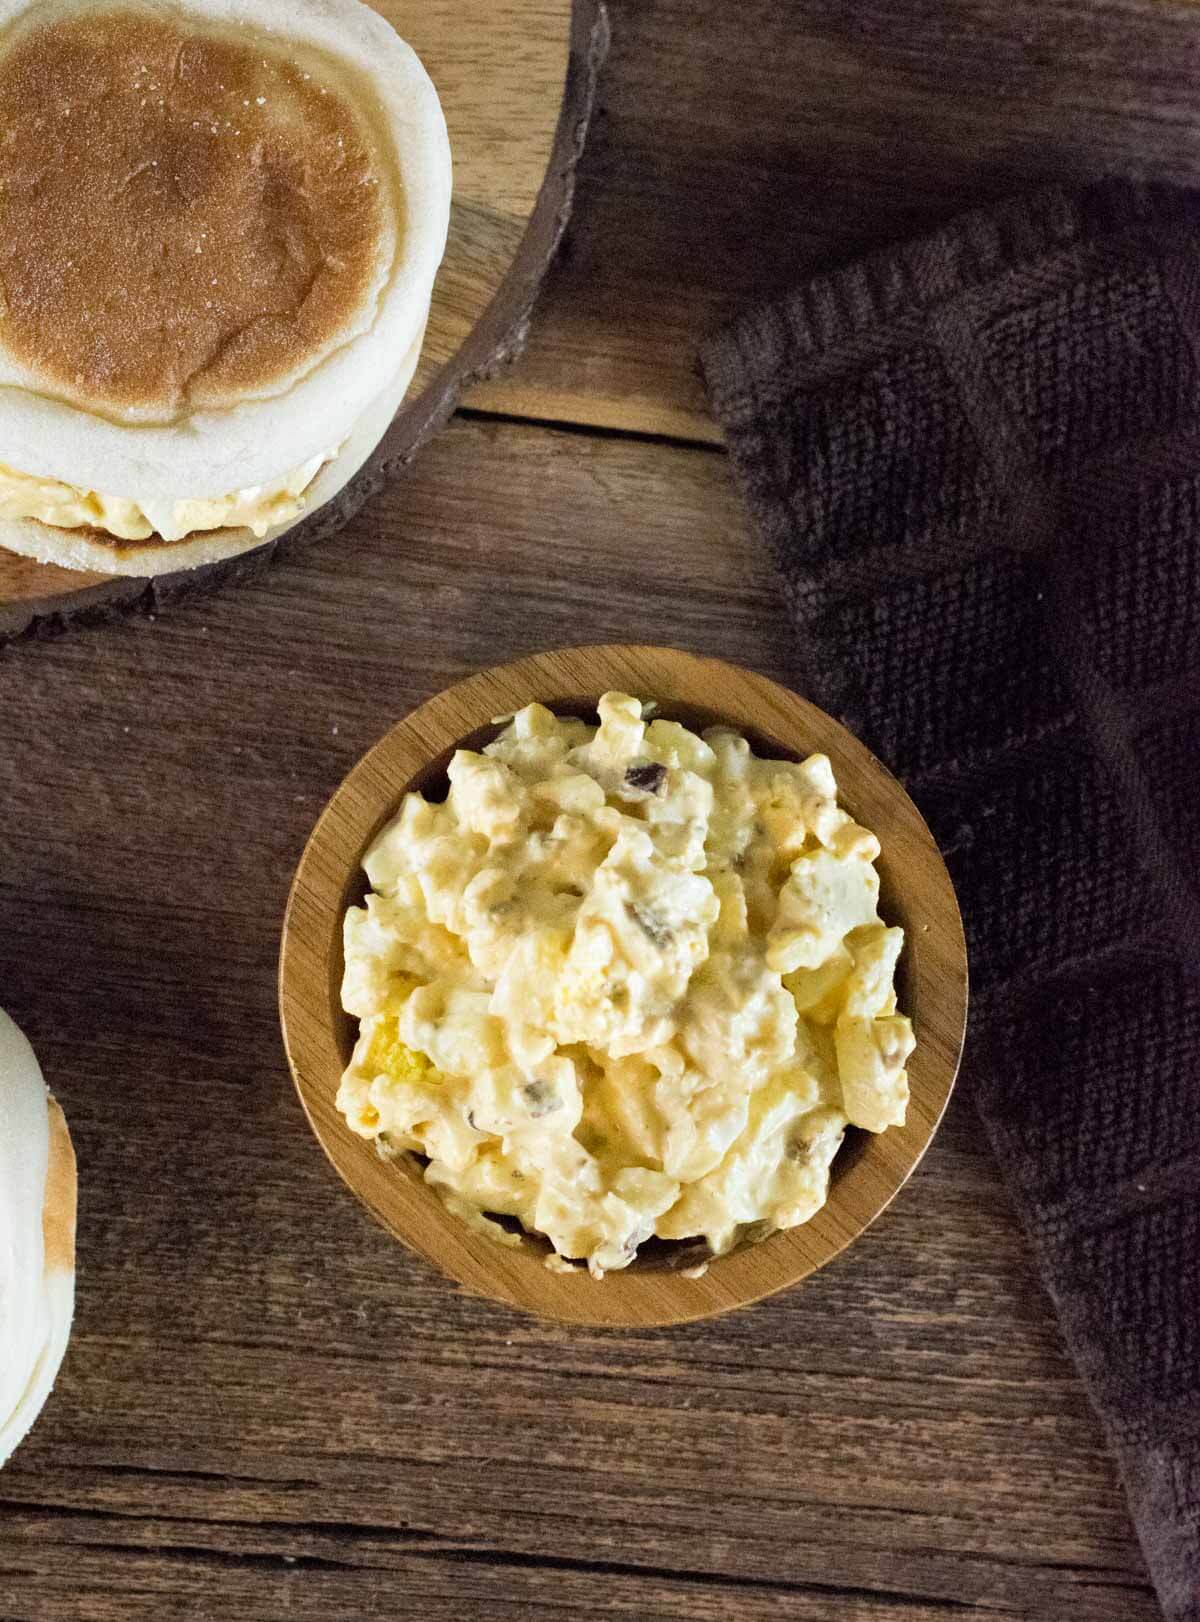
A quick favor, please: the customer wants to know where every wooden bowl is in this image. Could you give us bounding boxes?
[279,645,968,1327]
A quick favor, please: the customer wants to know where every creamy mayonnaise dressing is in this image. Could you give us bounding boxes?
[0,448,337,543]
[338,694,914,1276]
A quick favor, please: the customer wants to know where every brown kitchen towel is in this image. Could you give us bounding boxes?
[702,179,1200,1621]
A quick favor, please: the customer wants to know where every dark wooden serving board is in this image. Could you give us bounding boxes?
[0,0,607,642]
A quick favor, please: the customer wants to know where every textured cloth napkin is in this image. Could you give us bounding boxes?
[702,179,1200,1620]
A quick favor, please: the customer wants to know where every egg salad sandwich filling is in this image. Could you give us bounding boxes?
[0,1009,76,1467]
[338,694,916,1277]
[0,0,450,575]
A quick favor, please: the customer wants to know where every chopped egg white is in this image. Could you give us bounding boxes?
[338,693,915,1276]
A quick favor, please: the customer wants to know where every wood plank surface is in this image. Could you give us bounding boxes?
[468,0,1200,441]
[0,418,1160,1618]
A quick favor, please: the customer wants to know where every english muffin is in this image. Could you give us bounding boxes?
[0,1009,76,1467]
[0,0,451,574]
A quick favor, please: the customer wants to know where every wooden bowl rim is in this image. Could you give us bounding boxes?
[278,644,968,1327]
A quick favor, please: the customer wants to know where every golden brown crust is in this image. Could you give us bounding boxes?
[41,1096,77,1278]
[0,6,390,419]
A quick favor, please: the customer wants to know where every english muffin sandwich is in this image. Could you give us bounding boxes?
[0,1009,76,1467]
[0,0,450,575]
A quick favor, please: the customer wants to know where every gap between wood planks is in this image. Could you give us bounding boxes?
[0,1493,1156,1611]
[455,404,726,455]
[0,1505,1114,1618]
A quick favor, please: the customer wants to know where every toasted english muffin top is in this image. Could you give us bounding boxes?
[0,5,394,420]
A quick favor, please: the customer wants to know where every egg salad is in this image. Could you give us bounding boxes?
[337,693,915,1277]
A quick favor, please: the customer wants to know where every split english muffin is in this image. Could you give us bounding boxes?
[0,0,451,575]
[0,1009,76,1467]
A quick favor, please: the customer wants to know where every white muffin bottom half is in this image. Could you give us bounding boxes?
[0,319,426,577]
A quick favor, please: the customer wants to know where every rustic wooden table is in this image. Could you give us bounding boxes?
[3,1,1193,1616]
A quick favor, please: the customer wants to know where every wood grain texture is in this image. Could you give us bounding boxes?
[468,0,1200,441]
[0,417,1159,1617]
[0,0,597,636]
[280,645,967,1326]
